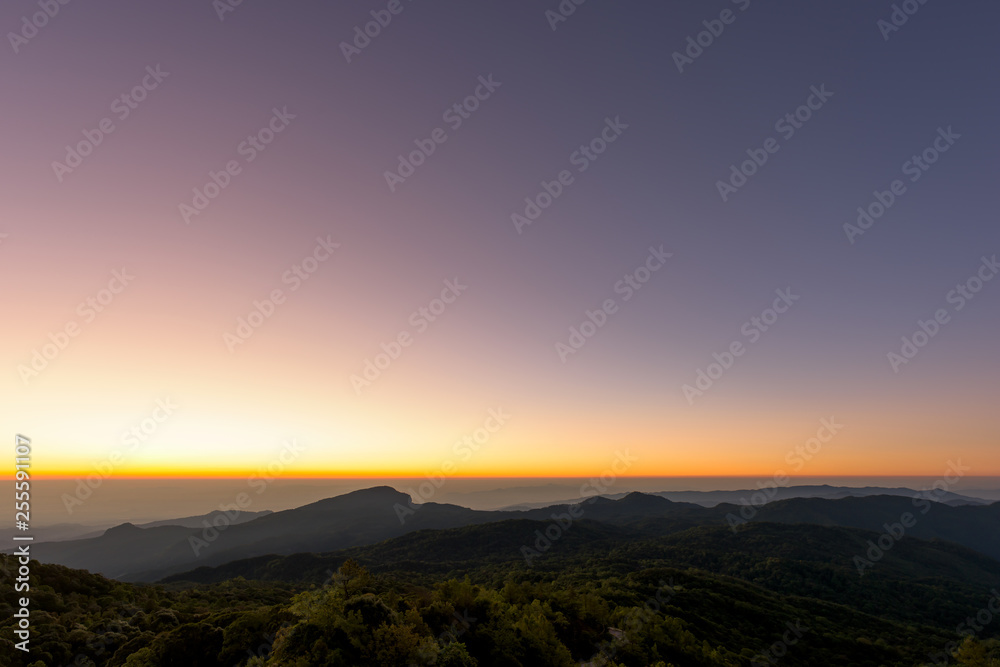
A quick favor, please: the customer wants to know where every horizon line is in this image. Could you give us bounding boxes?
[11,474,1000,481]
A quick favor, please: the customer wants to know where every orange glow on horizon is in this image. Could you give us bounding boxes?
[19,467,1000,480]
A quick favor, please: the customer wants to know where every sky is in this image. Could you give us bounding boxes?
[2,0,998,485]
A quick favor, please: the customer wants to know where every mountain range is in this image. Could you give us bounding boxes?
[25,486,1000,582]
[498,484,989,509]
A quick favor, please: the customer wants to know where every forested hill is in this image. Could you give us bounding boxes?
[4,517,1000,666]
[26,489,1000,583]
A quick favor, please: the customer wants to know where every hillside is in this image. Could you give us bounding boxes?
[2,544,996,666]
[165,518,1000,633]
[28,490,1000,583]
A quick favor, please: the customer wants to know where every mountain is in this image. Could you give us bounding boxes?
[499,484,990,509]
[5,530,992,667]
[10,490,1000,665]
[30,488,701,581]
[27,522,198,579]
[665,484,989,506]
[742,494,1000,560]
[137,508,272,529]
[164,518,1000,633]
[28,488,1000,582]
[0,509,274,549]
[31,486,501,580]
[0,522,108,544]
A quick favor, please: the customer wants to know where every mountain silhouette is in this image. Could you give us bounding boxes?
[27,488,1000,582]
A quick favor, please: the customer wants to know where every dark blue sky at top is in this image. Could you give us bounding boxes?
[3,0,998,429]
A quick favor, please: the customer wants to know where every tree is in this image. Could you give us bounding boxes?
[333,559,369,597]
[438,641,478,667]
[953,637,1000,667]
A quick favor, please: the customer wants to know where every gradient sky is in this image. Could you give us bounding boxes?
[2,0,998,480]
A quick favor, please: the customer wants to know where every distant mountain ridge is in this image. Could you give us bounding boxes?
[0,508,273,546]
[30,486,496,580]
[25,486,1000,582]
[137,508,272,529]
[498,484,989,510]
